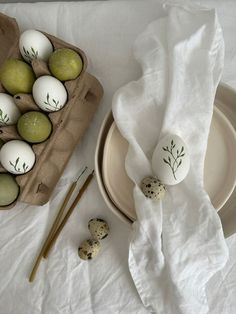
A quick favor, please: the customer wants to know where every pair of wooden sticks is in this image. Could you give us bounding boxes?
[29,167,94,282]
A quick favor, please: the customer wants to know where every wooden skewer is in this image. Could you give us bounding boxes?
[28,183,76,282]
[42,167,88,259]
[28,167,88,282]
[43,170,94,259]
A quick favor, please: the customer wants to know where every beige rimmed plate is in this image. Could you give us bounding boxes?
[102,106,236,221]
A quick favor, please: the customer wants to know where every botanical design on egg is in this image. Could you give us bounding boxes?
[23,46,39,62]
[44,93,62,111]
[9,157,29,173]
[0,109,9,125]
[162,139,185,180]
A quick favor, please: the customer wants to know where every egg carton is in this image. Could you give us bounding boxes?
[0,13,103,209]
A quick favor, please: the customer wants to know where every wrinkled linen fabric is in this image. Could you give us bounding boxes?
[112,2,229,313]
[0,1,235,314]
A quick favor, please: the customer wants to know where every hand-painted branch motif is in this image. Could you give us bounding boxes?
[44,93,61,111]
[22,162,29,173]
[0,109,9,125]
[162,139,185,180]
[23,46,39,63]
[10,157,29,173]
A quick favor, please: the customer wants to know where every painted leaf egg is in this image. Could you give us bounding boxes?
[0,140,35,174]
[19,29,53,63]
[88,218,109,240]
[78,239,101,260]
[141,176,166,200]
[0,93,21,126]
[152,134,190,185]
[32,75,67,112]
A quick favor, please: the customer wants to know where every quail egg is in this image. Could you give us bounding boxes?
[141,176,166,200]
[88,218,109,240]
[78,239,101,260]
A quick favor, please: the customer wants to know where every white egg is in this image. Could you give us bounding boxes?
[19,29,53,63]
[0,93,21,126]
[152,134,190,185]
[0,140,35,174]
[32,75,67,112]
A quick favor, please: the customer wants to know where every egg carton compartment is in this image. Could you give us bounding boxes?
[0,13,103,209]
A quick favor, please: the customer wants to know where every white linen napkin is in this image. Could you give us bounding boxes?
[112,2,228,313]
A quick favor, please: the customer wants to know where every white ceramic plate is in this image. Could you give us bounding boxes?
[102,107,236,221]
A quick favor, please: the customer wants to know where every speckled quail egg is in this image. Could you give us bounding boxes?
[78,239,101,260]
[141,176,166,200]
[88,218,109,240]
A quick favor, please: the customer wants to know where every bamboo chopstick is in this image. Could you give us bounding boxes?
[42,167,88,259]
[28,167,88,282]
[43,170,95,259]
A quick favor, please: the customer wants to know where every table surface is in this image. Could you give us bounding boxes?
[0,1,235,314]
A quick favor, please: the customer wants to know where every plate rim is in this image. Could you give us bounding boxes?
[102,106,236,219]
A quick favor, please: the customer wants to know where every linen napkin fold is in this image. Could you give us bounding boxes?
[112,2,228,314]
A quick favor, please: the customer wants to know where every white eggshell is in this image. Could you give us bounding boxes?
[0,93,21,126]
[19,29,53,63]
[32,75,67,112]
[0,140,35,174]
[152,134,190,185]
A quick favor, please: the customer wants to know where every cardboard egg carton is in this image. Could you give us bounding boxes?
[0,13,103,209]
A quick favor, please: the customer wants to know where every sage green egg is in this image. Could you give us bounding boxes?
[0,59,36,95]
[49,48,83,81]
[17,111,52,143]
[0,173,19,206]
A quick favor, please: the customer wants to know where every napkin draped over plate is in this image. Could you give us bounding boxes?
[112,2,228,313]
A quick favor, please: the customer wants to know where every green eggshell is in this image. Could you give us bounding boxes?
[0,59,35,95]
[0,173,19,206]
[49,48,83,81]
[17,111,52,143]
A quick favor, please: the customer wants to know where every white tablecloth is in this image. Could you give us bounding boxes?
[0,1,235,313]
